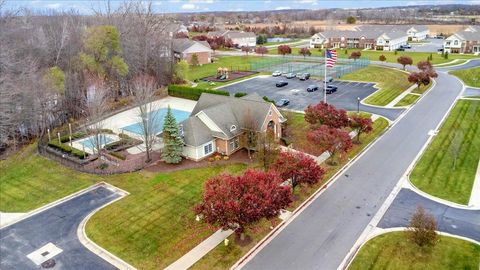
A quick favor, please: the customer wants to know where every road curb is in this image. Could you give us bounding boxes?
[77,182,136,270]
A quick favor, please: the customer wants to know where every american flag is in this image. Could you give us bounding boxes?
[326,49,337,68]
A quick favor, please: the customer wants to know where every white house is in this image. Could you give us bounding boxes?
[443,26,480,54]
[376,31,409,51]
[406,26,429,41]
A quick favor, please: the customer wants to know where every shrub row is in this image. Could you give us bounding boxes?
[234,92,248,98]
[168,85,230,100]
[57,129,113,143]
[109,151,126,160]
[48,140,88,159]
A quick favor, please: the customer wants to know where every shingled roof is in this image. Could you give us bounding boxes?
[182,93,285,147]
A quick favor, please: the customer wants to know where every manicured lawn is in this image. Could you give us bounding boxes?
[394,94,420,107]
[86,164,247,269]
[434,59,469,67]
[262,39,300,46]
[270,48,478,65]
[449,67,480,88]
[0,144,97,212]
[349,232,480,270]
[186,56,262,81]
[339,65,413,106]
[411,81,432,95]
[410,100,480,205]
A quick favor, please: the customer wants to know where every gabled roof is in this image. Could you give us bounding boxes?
[172,39,211,53]
[183,93,283,147]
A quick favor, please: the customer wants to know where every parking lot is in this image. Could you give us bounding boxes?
[219,75,404,120]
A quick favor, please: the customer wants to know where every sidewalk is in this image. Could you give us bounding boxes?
[164,229,234,270]
[384,84,417,108]
[468,160,480,207]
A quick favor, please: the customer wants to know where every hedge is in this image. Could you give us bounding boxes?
[109,151,126,160]
[48,140,88,159]
[234,92,248,98]
[168,85,230,100]
[263,96,275,103]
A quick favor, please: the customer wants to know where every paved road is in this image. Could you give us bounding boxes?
[241,65,464,269]
[0,185,121,270]
[405,38,443,53]
[464,87,480,97]
[218,76,404,120]
[378,189,480,241]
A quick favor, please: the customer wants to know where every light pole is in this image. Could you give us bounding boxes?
[357,97,360,113]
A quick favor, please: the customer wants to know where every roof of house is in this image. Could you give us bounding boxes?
[456,27,480,41]
[182,93,283,147]
[207,30,256,39]
[315,25,427,40]
[172,39,211,53]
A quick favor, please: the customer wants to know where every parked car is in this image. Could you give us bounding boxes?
[324,85,338,94]
[299,73,310,81]
[276,81,288,87]
[323,76,333,83]
[276,99,290,107]
[402,44,411,49]
[290,89,301,95]
[437,48,444,52]
[272,71,282,77]
[286,73,296,79]
[396,47,405,51]
[306,85,319,92]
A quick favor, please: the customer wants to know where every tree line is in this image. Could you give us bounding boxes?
[0,1,178,154]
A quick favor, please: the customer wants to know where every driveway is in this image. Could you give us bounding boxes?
[405,38,443,53]
[0,185,123,270]
[378,188,480,241]
[218,76,404,120]
[463,87,480,97]
[240,67,463,270]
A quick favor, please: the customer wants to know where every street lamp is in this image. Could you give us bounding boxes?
[357,97,360,113]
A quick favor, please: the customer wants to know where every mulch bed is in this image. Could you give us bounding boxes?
[144,149,253,173]
[200,71,258,82]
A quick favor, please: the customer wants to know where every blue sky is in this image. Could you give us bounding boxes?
[4,0,479,14]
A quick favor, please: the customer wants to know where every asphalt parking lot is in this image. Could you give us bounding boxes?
[405,38,444,53]
[0,185,122,270]
[219,76,404,120]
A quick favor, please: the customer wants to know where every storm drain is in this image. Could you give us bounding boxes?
[26,242,63,266]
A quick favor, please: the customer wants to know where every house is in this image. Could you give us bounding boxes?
[207,30,256,48]
[310,25,426,51]
[443,26,480,54]
[166,23,189,38]
[181,93,286,161]
[172,39,212,65]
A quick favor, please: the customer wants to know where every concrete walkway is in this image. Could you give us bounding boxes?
[469,160,480,207]
[384,84,417,108]
[165,229,234,270]
[0,212,26,227]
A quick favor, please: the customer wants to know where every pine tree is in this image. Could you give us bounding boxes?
[162,106,184,163]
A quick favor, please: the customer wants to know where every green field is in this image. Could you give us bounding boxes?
[394,94,420,107]
[339,66,413,106]
[449,67,480,88]
[270,48,478,65]
[349,232,480,270]
[410,99,480,204]
[186,56,262,81]
[0,144,97,212]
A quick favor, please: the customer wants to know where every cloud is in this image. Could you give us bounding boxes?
[295,0,317,3]
[181,3,198,10]
[45,3,62,9]
[189,0,214,3]
[275,6,291,10]
[264,0,271,2]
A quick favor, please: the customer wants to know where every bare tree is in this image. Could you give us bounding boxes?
[129,75,159,162]
[84,78,109,156]
[241,109,259,159]
[406,205,438,247]
[255,129,280,170]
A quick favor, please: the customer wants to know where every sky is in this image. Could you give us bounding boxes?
[3,0,480,14]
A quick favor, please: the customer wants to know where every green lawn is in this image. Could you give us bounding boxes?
[262,39,300,46]
[394,94,420,107]
[349,232,480,270]
[410,99,480,204]
[86,164,247,269]
[270,48,478,65]
[434,59,470,67]
[449,67,480,88]
[339,66,413,106]
[0,144,97,212]
[186,56,262,81]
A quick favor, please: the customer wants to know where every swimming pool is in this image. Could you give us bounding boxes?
[121,108,190,136]
[78,134,114,150]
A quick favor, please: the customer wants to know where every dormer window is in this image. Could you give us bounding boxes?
[230,125,237,132]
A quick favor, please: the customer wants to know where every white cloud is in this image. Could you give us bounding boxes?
[275,6,291,10]
[189,0,214,3]
[45,3,62,9]
[295,0,317,3]
[181,3,198,10]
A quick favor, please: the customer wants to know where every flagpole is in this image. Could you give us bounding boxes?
[324,48,327,103]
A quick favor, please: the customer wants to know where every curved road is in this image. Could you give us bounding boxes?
[0,185,122,269]
[240,61,479,269]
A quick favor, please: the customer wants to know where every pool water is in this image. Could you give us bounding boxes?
[121,108,190,135]
[79,135,114,149]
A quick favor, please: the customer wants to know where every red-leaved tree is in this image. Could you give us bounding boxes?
[224,38,234,48]
[195,170,292,239]
[278,45,292,56]
[299,47,311,58]
[241,46,250,56]
[349,51,362,61]
[255,46,268,56]
[307,125,352,165]
[210,42,218,54]
[271,151,325,191]
[408,71,433,91]
[379,54,386,63]
[304,102,349,129]
[349,114,373,143]
[397,56,413,70]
